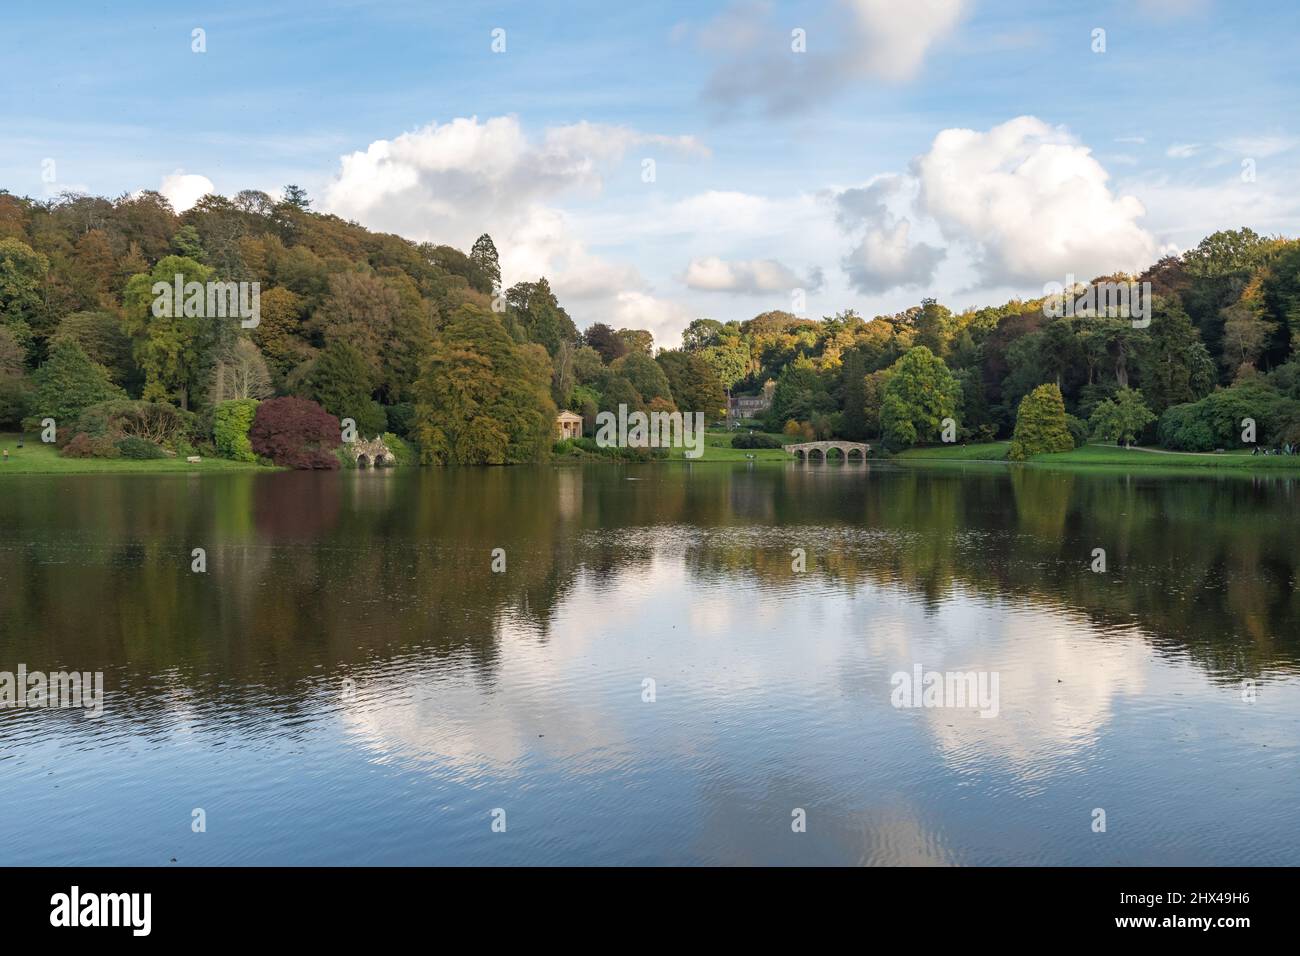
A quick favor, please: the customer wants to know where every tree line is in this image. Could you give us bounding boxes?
[1,183,1298,465]
[682,227,1300,454]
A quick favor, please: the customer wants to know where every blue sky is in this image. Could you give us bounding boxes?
[3,0,1298,345]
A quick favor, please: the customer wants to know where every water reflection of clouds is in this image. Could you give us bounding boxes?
[343,551,1165,782]
[321,538,1297,863]
[870,593,1152,778]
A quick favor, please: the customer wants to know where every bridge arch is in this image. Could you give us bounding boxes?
[785,440,871,462]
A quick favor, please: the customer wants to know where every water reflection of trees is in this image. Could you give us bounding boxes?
[684,465,1300,680]
[1,464,1296,727]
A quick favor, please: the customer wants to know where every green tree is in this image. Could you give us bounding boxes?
[597,374,643,415]
[1182,227,1267,278]
[1139,300,1215,414]
[30,338,123,424]
[414,304,556,464]
[281,185,311,210]
[1088,387,1155,446]
[469,234,501,294]
[702,338,749,394]
[0,238,49,356]
[1009,383,1074,460]
[213,398,260,461]
[507,278,578,357]
[303,340,385,437]
[0,372,30,428]
[657,349,726,419]
[682,318,725,351]
[121,255,221,409]
[171,224,206,261]
[54,311,136,387]
[879,346,961,447]
[611,351,674,406]
[572,345,605,384]
[838,350,870,440]
[769,354,833,427]
[911,298,955,356]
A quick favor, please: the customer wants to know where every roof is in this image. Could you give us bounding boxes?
[556,410,583,422]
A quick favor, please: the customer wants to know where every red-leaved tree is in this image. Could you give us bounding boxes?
[249,396,342,469]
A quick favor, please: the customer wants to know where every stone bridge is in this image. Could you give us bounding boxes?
[786,440,870,461]
[348,436,395,468]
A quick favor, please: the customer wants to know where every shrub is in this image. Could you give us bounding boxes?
[553,436,664,460]
[1009,384,1074,461]
[213,398,259,462]
[115,436,167,459]
[1157,383,1298,451]
[72,399,194,447]
[1065,414,1089,449]
[1158,403,1211,451]
[381,432,415,466]
[350,399,388,440]
[60,433,120,458]
[732,432,783,449]
[249,396,341,469]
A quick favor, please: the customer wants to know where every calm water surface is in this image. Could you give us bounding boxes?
[1,462,1298,865]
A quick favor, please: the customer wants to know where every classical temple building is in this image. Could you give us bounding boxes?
[556,410,583,440]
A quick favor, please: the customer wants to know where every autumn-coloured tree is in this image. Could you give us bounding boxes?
[308,271,400,379]
[415,304,556,465]
[249,396,341,469]
[1009,383,1074,460]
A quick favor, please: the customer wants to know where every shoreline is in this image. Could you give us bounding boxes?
[7,431,1300,477]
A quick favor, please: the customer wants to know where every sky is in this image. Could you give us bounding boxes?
[2,0,1298,347]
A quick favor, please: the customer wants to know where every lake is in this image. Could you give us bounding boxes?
[1,462,1297,865]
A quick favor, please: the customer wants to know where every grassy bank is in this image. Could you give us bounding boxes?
[0,433,270,476]
[1034,443,1300,470]
[588,428,793,462]
[893,442,1011,461]
[893,440,1300,471]
[693,430,793,461]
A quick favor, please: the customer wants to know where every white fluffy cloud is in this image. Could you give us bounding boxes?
[158,170,214,212]
[913,116,1158,285]
[322,116,704,285]
[841,219,945,293]
[699,0,967,115]
[322,116,705,341]
[832,175,945,293]
[682,256,823,294]
[325,117,704,235]
[610,292,695,350]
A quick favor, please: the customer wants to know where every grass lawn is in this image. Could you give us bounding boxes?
[0,432,270,476]
[1033,443,1300,470]
[894,440,1300,471]
[649,428,793,462]
[893,442,1010,461]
